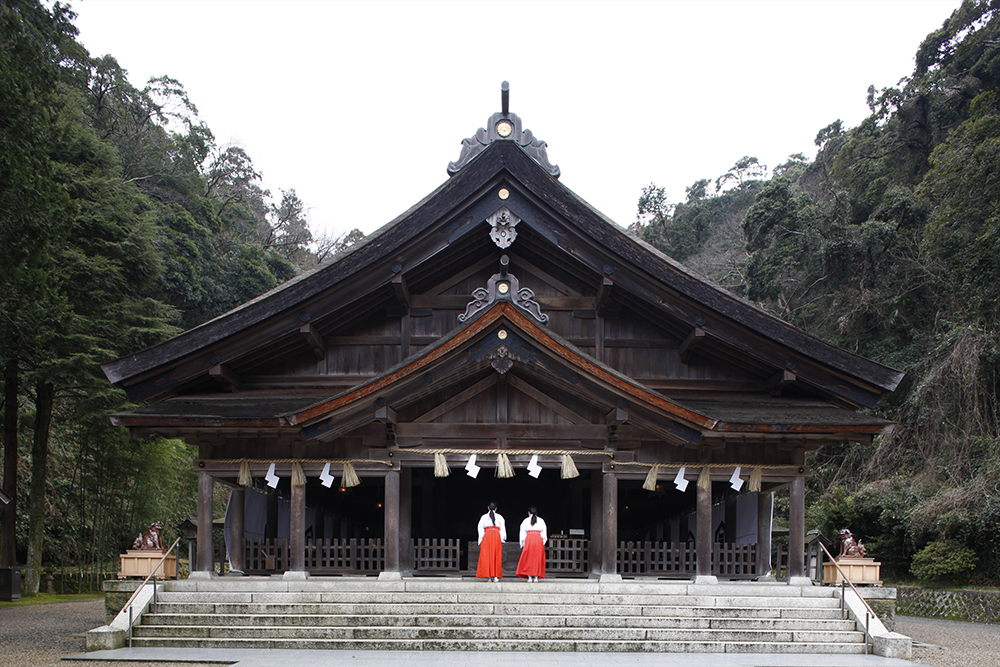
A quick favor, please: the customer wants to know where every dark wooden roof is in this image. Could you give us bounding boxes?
[111,301,893,448]
[103,141,902,409]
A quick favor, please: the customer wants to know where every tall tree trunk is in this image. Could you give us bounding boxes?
[2,358,18,568]
[24,381,53,596]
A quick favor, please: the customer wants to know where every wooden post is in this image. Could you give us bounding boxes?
[196,471,213,572]
[696,475,713,578]
[590,472,603,575]
[229,486,245,574]
[601,470,619,580]
[789,476,806,581]
[288,480,306,574]
[757,491,773,577]
[382,468,400,578]
[400,467,412,573]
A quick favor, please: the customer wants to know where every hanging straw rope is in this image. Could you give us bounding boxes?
[412,448,612,457]
[698,466,712,491]
[749,466,762,492]
[342,462,361,488]
[561,454,580,479]
[219,458,392,467]
[291,462,307,487]
[642,464,661,491]
[433,452,450,477]
[496,452,515,478]
[238,460,251,486]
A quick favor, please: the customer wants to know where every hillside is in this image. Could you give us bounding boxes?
[634,0,1000,584]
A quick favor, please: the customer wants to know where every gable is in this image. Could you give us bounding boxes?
[103,116,903,451]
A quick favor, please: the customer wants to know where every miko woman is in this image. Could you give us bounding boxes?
[476,502,506,581]
[515,507,547,582]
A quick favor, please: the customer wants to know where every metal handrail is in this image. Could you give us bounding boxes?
[117,536,182,619]
[818,541,879,654]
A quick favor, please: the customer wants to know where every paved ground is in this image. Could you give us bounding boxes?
[2,597,994,667]
[897,615,1000,667]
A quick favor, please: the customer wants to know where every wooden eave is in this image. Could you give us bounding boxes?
[286,302,717,434]
[109,299,892,445]
[102,140,902,411]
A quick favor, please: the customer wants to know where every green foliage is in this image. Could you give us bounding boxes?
[1,0,332,585]
[910,540,979,584]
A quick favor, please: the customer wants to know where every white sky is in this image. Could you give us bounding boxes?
[72,0,962,240]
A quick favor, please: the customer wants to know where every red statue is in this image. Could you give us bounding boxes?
[133,520,164,551]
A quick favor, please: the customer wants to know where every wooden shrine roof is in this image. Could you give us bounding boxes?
[110,301,892,444]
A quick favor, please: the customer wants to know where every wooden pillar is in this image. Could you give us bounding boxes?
[601,470,618,580]
[228,486,245,574]
[589,473,603,575]
[757,491,773,577]
[696,475,713,577]
[400,467,412,573]
[288,480,306,574]
[789,476,806,580]
[196,471,213,572]
[382,468,400,578]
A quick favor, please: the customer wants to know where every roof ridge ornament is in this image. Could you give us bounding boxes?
[447,81,560,179]
[458,255,549,324]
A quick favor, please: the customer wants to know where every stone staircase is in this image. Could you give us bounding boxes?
[131,578,866,653]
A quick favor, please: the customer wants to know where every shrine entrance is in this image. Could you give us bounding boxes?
[409,467,593,573]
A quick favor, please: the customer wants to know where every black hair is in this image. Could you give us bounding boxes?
[529,506,537,526]
[488,501,497,525]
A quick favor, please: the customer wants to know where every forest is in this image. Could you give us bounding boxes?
[635,0,1000,585]
[2,0,999,595]
[0,0,361,595]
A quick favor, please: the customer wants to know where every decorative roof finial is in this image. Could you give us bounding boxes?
[447,82,560,178]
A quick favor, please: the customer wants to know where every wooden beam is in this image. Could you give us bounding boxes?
[209,364,241,391]
[506,375,590,424]
[299,323,326,360]
[762,369,796,394]
[413,375,498,423]
[597,277,613,309]
[509,253,578,296]
[606,407,627,426]
[391,274,410,314]
[410,295,596,310]
[678,327,706,364]
[396,423,607,440]
[375,406,397,424]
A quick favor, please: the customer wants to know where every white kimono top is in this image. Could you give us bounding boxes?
[518,516,548,548]
[477,511,507,544]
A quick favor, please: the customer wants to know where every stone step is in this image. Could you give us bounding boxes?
[141,612,857,631]
[155,590,841,608]
[133,622,864,644]
[149,601,846,620]
[130,636,868,654]
[164,579,835,597]
[137,579,862,654]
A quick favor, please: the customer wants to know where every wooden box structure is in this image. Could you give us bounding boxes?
[119,550,177,579]
[824,557,882,586]
[102,83,902,582]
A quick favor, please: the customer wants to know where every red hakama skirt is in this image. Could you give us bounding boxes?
[516,529,546,579]
[476,525,503,578]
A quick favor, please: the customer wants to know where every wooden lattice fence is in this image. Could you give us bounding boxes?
[897,586,1000,624]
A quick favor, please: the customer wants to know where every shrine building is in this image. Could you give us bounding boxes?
[102,83,901,583]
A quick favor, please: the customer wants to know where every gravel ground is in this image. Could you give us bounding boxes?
[2,598,997,666]
[0,598,227,667]
[896,615,1000,667]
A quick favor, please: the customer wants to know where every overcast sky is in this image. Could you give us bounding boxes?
[72,0,962,241]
